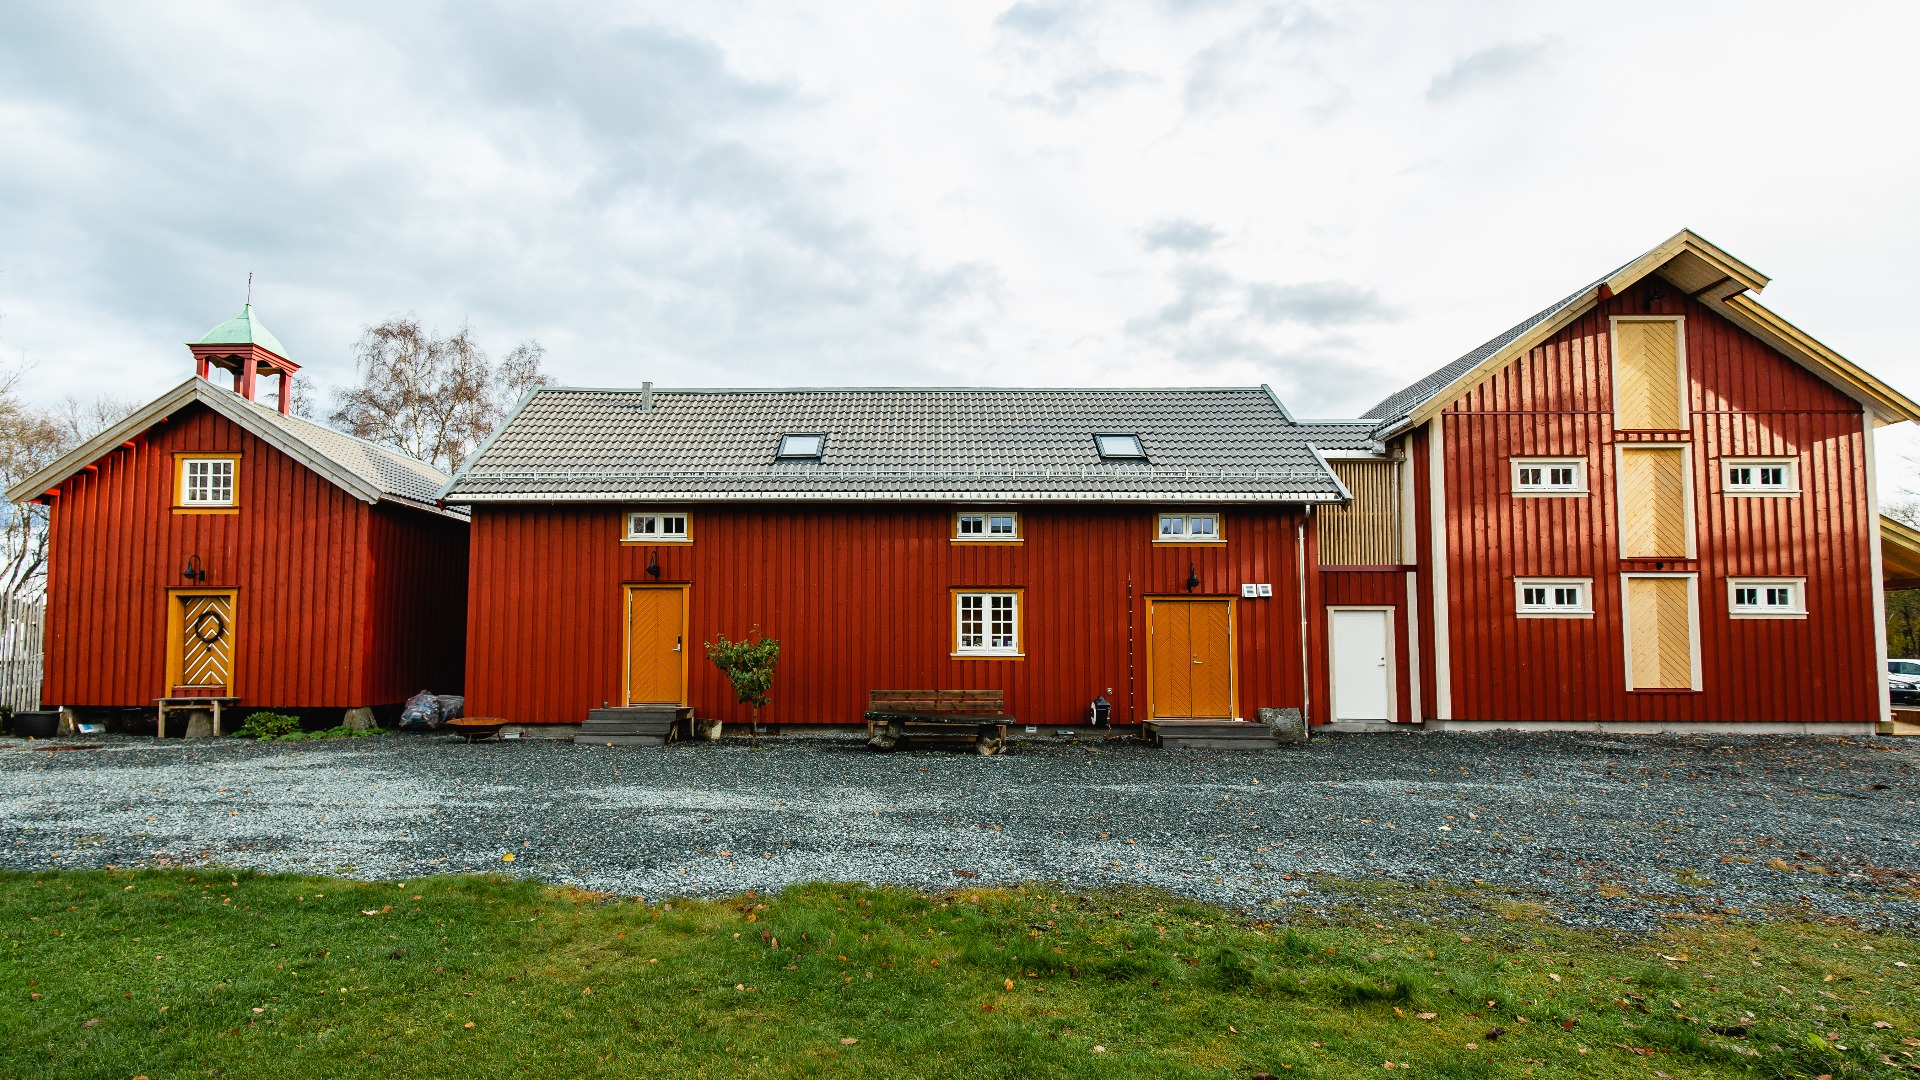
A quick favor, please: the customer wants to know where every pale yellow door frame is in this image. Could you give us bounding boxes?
[1143,596,1238,720]
[165,587,237,696]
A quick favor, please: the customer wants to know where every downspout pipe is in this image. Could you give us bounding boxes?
[1298,512,1311,737]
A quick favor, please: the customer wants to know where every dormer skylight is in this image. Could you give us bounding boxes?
[776,433,826,460]
[1094,433,1146,460]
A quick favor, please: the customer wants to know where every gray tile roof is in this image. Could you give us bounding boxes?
[442,386,1347,504]
[1362,260,1633,428]
[1292,420,1385,455]
[229,394,457,511]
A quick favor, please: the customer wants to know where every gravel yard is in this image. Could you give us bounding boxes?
[3,730,1917,931]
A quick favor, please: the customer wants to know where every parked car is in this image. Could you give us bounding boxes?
[1888,659,1920,707]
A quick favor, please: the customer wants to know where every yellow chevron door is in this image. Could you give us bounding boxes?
[167,590,236,696]
[625,586,687,705]
[1626,576,1694,690]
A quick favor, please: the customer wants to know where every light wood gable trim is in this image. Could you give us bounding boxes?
[1615,444,1695,559]
[1622,573,1702,692]
[1385,229,1920,432]
[1716,294,1920,425]
[1880,513,1920,590]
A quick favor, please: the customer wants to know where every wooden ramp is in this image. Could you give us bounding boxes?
[574,707,691,747]
[1146,719,1281,750]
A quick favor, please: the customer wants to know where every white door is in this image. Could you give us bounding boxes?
[1330,608,1393,722]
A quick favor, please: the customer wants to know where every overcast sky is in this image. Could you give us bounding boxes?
[3,2,1918,479]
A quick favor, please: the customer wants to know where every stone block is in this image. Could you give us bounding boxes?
[184,709,215,739]
[1258,707,1307,745]
[343,707,378,731]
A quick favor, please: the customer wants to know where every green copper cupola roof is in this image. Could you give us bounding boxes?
[190,304,290,360]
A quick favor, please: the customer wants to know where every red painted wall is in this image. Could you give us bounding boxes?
[464,503,1320,727]
[1318,568,1415,723]
[1430,277,1877,723]
[41,400,467,709]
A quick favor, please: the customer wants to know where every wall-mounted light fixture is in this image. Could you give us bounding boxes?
[182,554,207,584]
[1185,563,1200,592]
[645,550,661,579]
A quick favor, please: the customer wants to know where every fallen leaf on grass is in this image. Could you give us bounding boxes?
[1484,1027,1505,1041]
[1616,1044,1654,1057]
[251,1008,264,1014]
[841,1038,858,1045]
[1463,1044,1477,1050]
[82,1018,100,1027]
[1873,1021,1893,1029]
[1659,954,1688,963]
[1228,1026,1241,1034]
[463,1022,474,1029]
[1092,1046,1107,1053]
[1004,978,1015,991]
[1417,1013,1437,1021]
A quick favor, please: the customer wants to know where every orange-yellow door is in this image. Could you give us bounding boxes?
[1149,599,1235,719]
[1188,600,1234,718]
[626,587,686,705]
[168,591,235,696]
[1149,601,1192,719]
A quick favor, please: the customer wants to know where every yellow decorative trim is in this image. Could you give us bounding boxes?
[950,585,1025,658]
[172,452,240,511]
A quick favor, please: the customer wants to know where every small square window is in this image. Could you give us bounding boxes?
[954,511,1020,541]
[626,512,691,542]
[1095,434,1146,460]
[776,434,826,460]
[1728,577,1804,618]
[1156,513,1222,542]
[1511,458,1587,496]
[1723,458,1798,495]
[178,456,237,508]
[1515,578,1592,617]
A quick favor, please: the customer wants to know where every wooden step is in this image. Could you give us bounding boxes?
[1147,720,1281,750]
[575,707,688,745]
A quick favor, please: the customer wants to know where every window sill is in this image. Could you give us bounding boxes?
[1627,687,1702,694]
[951,538,1023,546]
[621,538,693,545]
[1152,540,1227,547]
[1516,612,1594,619]
[1512,490,1589,498]
[951,652,1025,661]
[1729,612,1807,620]
[173,506,239,515]
[1722,490,1800,498]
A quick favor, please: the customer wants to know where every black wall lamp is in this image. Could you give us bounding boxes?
[1185,563,1200,592]
[181,554,208,584]
[645,550,661,579]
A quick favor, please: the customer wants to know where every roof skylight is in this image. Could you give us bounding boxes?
[1094,433,1146,460]
[776,433,826,460]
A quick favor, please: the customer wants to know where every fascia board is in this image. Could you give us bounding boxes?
[1717,294,1920,425]
[8,378,203,502]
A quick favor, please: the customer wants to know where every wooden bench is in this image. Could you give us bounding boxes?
[864,690,1013,755]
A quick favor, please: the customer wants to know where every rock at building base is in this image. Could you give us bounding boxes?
[1258,707,1307,745]
[343,707,378,731]
[692,717,723,742]
[183,710,214,739]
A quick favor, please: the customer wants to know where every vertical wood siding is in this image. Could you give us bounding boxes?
[41,401,467,709]
[1317,569,1414,722]
[464,503,1314,727]
[1316,461,1400,564]
[1436,277,1877,723]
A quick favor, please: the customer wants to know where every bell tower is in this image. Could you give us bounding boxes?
[187,301,300,414]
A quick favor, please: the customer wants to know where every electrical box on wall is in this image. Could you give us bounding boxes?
[1257,584,1273,597]
[1240,583,1274,598]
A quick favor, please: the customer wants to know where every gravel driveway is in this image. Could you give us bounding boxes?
[3,730,1917,931]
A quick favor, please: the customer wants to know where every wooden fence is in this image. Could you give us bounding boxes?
[0,591,44,713]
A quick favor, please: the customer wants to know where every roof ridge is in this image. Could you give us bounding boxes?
[529,385,1276,395]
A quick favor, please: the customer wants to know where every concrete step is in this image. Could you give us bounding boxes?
[1148,720,1281,750]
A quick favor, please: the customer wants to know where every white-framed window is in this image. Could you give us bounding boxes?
[1157,512,1222,542]
[954,590,1021,655]
[1510,457,1588,496]
[1514,577,1593,618]
[180,457,236,506]
[955,511,1020,541]
[1728,577,1806,619]
[1722,457,1800,496]
[625,511,691,542]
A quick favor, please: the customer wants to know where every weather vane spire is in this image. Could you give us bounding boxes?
[246,271,253,306]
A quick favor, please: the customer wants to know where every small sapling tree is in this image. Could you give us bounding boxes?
[705,630,780,745]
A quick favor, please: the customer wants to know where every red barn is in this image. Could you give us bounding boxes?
[1307,231,1920,733]
[441,388,1346,734]
[10,307,468,730]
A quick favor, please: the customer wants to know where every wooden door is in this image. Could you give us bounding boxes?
[168,590,236,696]
[1148,599,1235,719]
[1619,447,1689,558]
[1626,576,1694,690]
[1330,608,1393,721]
[625,586,687,705]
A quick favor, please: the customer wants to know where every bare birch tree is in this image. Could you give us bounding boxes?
[0,373,128,594]
[328,316,548,473]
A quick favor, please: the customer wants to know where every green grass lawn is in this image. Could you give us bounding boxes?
[3,869,1917,1078]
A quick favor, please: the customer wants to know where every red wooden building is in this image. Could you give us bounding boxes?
[11,307,469,726]
[441,388,1347,731]
[1306,231,1920,733]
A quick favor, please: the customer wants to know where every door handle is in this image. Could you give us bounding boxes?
[673,636,682,652]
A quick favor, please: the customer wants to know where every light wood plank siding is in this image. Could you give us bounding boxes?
[1626,577,1693,689]
[1614,320,1682,429]
[1618,447,1687,557]
[1317,460,1400,565]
